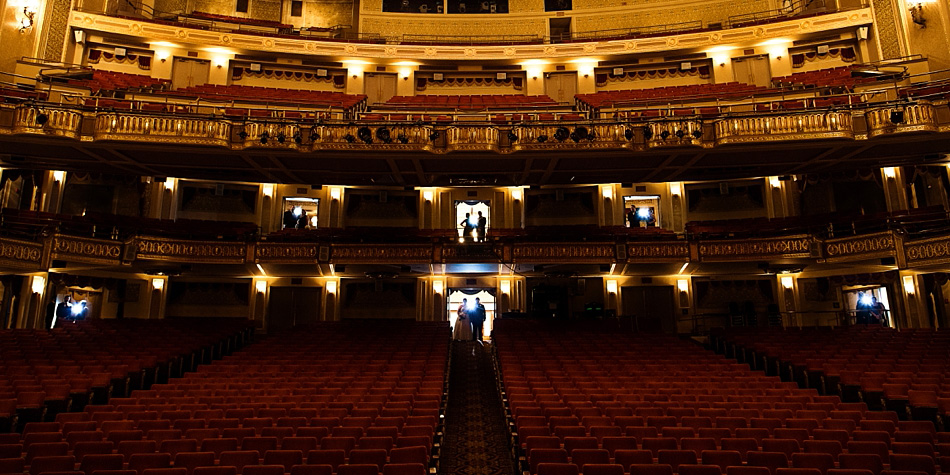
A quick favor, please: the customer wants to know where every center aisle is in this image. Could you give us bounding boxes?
[440,341,518,475]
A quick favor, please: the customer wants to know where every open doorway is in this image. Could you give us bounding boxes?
[842,285,893,327]
[447,288,496,340]
[623,195,660,228]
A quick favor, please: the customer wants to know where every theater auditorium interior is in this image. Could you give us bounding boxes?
[3,0,950,472]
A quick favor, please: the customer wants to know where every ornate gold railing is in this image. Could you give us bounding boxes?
[312,123,433,150]
[865,102,938,138]
[93,113,232,146]
[11,107,83,139]
[446,126,500,152]
[646,120,706,148]
[238,122,303,150]
[715,111,853,144]
[511,123,632,151]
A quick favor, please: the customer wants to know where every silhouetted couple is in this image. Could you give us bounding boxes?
[460,211,487,242]
[453,297,486,343]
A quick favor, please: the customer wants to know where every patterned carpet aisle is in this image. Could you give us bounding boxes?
[440,341,518,475]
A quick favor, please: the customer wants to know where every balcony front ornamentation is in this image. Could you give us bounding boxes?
[12,106,83,139]
[715,111,854,144]
[510,123,633,151]
[313,124,434,151]
[865,102,938,138]
[645,120,706,148]
[93,113,232,147]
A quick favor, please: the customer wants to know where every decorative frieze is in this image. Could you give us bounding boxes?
[255,242,319,263]
[511,123,633,151]
[698,235,814,261]
[625,241,691,261]
[51,235,123,265]
[823,231,897,262]
[512,243,616,263]
[331,244,433,263]
[904,235,950,266]
[135,236,247,263]
[0,237,44,270]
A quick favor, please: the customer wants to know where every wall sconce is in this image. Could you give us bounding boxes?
[500,280,511,295]
[330,187,342,201]
[670,182,682,197]
[769,176,781,188]
[262,183,274,198]
[781,275,794,290]
[151,278,165,290]
[326,280,337,294]
[432,280,443,295]
[423,190,433,202]
[511,188,522,201]
[17,5,36,33]
[601,186,613,200]
[156,50,170,63]
[677,279,689,293]
[52,170,65,183]
[606,280,618,294]
[909,3,926,27]
[883,167,897,179]
[903,275,916,294]
[255,280,267,293]
[164,178,175,191]
[31,275,45,294]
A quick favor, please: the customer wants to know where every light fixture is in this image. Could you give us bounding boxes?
[262,183,274,198]
[52,170,65,183]
[423,190,434,202]
[511,188,522,201]
[326,280,337,294]
[31,275,45,294]
[17,4,36,33]
[151,278,164,290]
[676,279,689,293]
[606,280,618,294]
[164,178,175,190]
[330,187,342,200]
[500,280,511,295]
[909,2,926,27]
[883,167,897,179]
[670,182,682,196]
[255,280,267,293]
[769,176,781,188]
[433,280,443,295]
[781,275,794,290]
[602,186,613,200]
[903,275,916,294]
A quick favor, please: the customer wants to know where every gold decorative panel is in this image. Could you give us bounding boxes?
[512,243,616,263]
[865,103,938,138]
[332,244,434,263]
[625,242,690,261]
[256,242,319,263]
[93,113,232,147]
[905,235,950,266]
[512,123,633,151]
[135,236,248,263]
[51,235,123,265]
[698,235,814,261]
[870,0,904,59]
[823,231,898,262]
[12,107,83,140]
[43,0,72,61]
[715,111,853,144]
[0,237,44,270]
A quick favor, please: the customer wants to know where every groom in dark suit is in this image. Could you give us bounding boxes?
[470,297,486,342]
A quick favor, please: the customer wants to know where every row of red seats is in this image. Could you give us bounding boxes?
[1,320,253,434]
[771,67,882,90]
[55,71,170,95]
[575,83,769,109]
[494,320,949,475]
[1,323,448,475]
[711,327,950,424]
[384,95,556,106]
[171,85,366,110]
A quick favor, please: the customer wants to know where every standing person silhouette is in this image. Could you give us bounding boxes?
[470,297,486,343]
[460,212,474,241]
[453,298,472,341]
[476,211,487,242]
